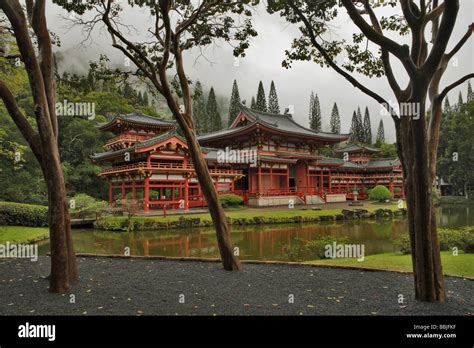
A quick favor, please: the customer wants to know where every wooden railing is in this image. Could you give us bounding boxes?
[99,162,243,176]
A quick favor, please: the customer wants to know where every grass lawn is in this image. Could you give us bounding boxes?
[0,226,49,244]
[307,251,474,278]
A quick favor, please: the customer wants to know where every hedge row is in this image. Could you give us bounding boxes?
[0,202,48,227]
[396,227,474,254]
[96,208,408,232]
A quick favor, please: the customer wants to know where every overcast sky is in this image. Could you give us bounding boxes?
[47,1,473,142]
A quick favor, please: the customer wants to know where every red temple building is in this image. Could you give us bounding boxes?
[92,105,404,211]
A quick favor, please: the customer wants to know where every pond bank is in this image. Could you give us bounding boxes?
[95,206,406,231]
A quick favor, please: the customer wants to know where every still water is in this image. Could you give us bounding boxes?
[39,205,474,261]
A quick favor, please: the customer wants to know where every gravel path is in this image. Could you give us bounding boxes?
[0,256,472,316]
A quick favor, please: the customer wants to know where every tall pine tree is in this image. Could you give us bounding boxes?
[356,107,364,142]
[349,111,359,143]
[457,90,464,110]
[443,95,451,113]
[467,81,473,102]
[376,119,385,145]
[250,96,256,109]
[207,87,222,132]
[268,80,280,114]
[143,91,149,106]
[363,107,372,144]
[308,92,315,127]
[255,81,267,112]
[330,102,341,134]
[228,79,241,127]
[309,92,322,131]
[192,81,206,134]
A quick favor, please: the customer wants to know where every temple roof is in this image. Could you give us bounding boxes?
[97,110,176,132]
[312,156,400,170]
[198,104,350,143]
[92,130,225,163]
[334,143,381,154]
[91,130,185,161]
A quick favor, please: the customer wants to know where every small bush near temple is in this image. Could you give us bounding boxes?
[219,194,244,207]
[368,185,392,201]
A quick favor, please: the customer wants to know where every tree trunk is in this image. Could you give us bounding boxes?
[181,126,240,270]
[42,147,78,292]
[397,94,446,303]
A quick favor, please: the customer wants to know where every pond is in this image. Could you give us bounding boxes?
[38,204,474,261]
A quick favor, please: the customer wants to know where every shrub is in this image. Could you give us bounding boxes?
[279,237,306,261]
[69,194,108,217]
[305,236,349,259]
[0,202,48,227]
[395,227,474,254]
[219,194,244,207]
[462,233,474,253]
[394,235,411,254]
[368,185,392,201]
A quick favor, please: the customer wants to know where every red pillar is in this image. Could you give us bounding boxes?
[286,168,290,192]
[132,181,136,209]
[328,171,332,194]
[270,166,273,192]
[109,182,113,208]
[319,171,323,196]
[144,177,150,212]
[184,177,189,211]
[121,182,126,209]
[258,165,262,195]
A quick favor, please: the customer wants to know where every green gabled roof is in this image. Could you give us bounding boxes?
[239,103,350,141]
[334,143,381,154]
[198,103,350,143]
[134,130,185,149]
[91,130,186,162]
[97,110,176,131]
[364,158,401,168]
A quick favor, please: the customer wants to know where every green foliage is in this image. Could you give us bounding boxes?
[279,237,306,261]
[305,236,348,260]
[437,100,474,198]
[368,185,392,201]
[375,119,385,145]
[250,96,256,109]
[363,107,372,144]
[255,81,267,112]
[219,194,244,207]
[192,81,206,134]
[309,91,322,131]
[268,80,280,114]
[396,227,474,255]
[330,102,341,134]
[0,202,48,227]
[228,79,241,127]
[373,143,397,158]
[206,87,222,133]
[69,194,108,215]
[349,108,364,142]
